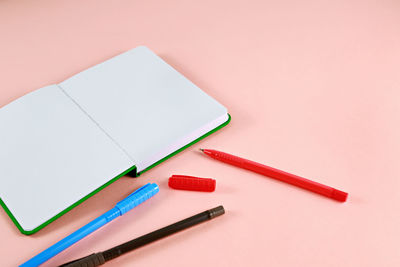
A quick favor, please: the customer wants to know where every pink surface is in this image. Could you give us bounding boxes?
[1,0,399,266]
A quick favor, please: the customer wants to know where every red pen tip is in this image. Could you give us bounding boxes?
[331,189,348,202]
[199,148,204,152]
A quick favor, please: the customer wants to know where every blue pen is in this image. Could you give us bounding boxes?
[20,183,159,267]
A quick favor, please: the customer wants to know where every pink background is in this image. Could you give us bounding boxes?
[1,0,400,266]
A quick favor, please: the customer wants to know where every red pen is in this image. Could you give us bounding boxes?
[200,149,348,202]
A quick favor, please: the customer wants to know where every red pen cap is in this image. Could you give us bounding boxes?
[168,175,216,192]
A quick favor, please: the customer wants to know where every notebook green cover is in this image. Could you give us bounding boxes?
[0,46,230,235]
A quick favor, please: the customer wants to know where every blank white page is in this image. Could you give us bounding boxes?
[0,85,133,232]
[60,46,228,171]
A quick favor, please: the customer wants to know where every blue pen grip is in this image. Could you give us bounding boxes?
[20,183,159,267]
[21,208,119,267]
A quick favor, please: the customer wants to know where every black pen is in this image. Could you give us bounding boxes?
[59,205,225,267]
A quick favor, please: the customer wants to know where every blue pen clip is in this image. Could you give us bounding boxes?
[116,183,159,215]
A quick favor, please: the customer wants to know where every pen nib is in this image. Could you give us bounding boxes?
[199,148,204,152]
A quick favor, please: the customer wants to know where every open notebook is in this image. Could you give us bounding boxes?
[0,46,230,234]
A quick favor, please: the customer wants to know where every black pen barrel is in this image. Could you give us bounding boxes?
[59,206,225,267]
[102,205,225,261]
